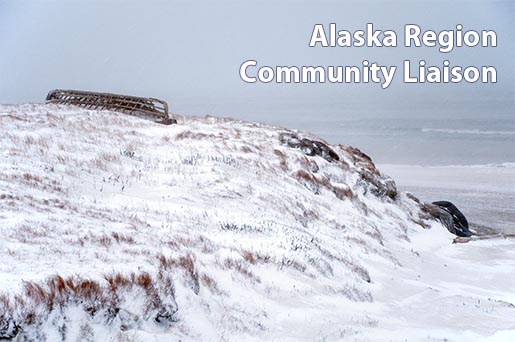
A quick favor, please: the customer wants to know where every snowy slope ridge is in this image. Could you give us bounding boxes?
[0,104,514,341]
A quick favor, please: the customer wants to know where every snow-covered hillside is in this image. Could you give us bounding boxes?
[0,104,514,341]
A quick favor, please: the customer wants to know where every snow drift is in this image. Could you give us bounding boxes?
[0,104,514,341]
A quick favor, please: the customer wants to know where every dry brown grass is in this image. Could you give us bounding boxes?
[22,135,49,151]
[91,152,120,170]
[11,223,50,243]
[0,271,178,338]
[223,258,260,282]
[340,145,379,176]
[241,146,252,154]
[24,136,36,145]
[241,250,271,265]
[22,173,42,183]
[280,257,307,273]
[97,234,113,248]
[331,185,353,200]
[200,273,223,295]
[111,231,136,244]
[166,235,216,254]
[84,208,119,223]
[0,193,19,201]
[298,156,312,170]
[56,154,69,163]
[293,170,353,200]
[274,149,288,171]
[159,254,199,293]
[1,172,67,196]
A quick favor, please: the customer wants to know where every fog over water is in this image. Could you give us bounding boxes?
[1,0,513,165]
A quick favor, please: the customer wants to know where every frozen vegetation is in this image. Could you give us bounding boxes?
[0,104,514,341]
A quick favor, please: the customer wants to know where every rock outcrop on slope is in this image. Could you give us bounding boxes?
[0,104,442,340]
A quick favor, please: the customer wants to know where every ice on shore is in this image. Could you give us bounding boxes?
[380,164,515,234]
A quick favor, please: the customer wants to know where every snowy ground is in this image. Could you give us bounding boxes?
[0,104,514,341]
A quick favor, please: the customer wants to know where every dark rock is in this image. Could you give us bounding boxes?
[310,160,319,173]
[342,145,378,176]
[0,317,20,340]
[359,170,397,200]
[155,305,179,324]
[280,133,339,163]
[339,145,398,200]
[427,201,473,237]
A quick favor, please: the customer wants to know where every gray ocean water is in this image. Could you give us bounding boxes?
[258,114,515,234]
[400,184,515,235]
[267,116,515,166]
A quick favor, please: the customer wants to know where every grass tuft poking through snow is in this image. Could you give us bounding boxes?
[0,270,178,340]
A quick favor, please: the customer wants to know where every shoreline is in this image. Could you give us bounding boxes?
[379,163,515,234]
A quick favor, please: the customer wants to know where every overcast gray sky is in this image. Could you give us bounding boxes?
[1,0,513,164]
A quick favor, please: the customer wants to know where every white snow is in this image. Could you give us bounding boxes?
[0,104,514,341]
